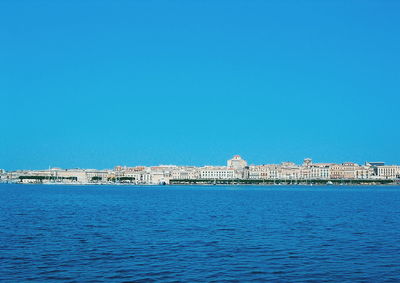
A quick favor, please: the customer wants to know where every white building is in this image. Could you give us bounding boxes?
[377,166,400,179]
[308,164,332,179]
[248,164,297,180]
[227,155,248,170]
[123,167,152,184]
[200,167,236,179]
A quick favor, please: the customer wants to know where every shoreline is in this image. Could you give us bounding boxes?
[1,182,399,187]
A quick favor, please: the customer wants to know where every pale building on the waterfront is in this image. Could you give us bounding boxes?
[249,163,301,180]
[377,166,400,179]
[355,166,374,179]
[329,163,372,180]
[227,155,247,170]
[248,165,267,179]
[12,168,112,184]
[280,163,301,180]
[309,164,332,179]
[200,166,236,179]
[248,165,278,179]
[171,167,200,180]
[123,168,151,184]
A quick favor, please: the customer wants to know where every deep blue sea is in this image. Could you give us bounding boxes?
[1,184,400,282]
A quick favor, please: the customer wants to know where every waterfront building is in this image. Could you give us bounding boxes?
[248,165,272,179]
[124,171,151,184]
[171,167,200,180]
[12,168,113,184]
[150,165,177,184]
[249,164,295,180]
[300,166,311,180]
[329,163,364,180]
[342,163,361,179]
[355,166,374,180]
[309,164,332,179]
[151,171,168,184]
[268,165,283,179]
[299,160,332,180]
[227,155,248,170]
[280,163,301,180]
[248,164,300,180]
[377,166,400,179]
[365,162,385,176]
[46,168,112,183]
[200,166,236,179]
[82,169,111,183]
[121,165,177,184]
[330,164,344,179]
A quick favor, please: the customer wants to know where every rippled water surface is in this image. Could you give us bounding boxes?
[1,184,400,282]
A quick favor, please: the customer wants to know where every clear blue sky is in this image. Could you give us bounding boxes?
[1,0,399,170]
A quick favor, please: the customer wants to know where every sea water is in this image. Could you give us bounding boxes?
[1,184,400,282]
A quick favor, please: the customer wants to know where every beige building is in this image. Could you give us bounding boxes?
[377,166,400,179]
[355,166,374,179]
[281,163,301,180]
[14,168,112,184]
[330,163,361,179]
[249,163,301,180]
[171,167,200,180]
[123,170,152,184]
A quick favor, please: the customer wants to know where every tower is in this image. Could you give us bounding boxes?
[227,155,248,170]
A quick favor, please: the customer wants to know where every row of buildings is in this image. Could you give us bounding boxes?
[1,156,400,185]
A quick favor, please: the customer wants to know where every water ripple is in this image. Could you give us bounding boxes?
[1,184,400,281]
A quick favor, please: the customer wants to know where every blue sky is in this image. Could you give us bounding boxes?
[1,0,399,170]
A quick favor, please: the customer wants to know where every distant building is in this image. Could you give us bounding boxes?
[355,166,374,180]
[200,167,236,179]
[309,165,330,179]
[303,158,313,167]
[329,163,362,179]
[377,166,400,179]
[227,155,248,170]
[248,165,273,179]
[171,167,200,180]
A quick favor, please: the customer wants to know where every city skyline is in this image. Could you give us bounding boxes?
[1,156,398,172]
[2,155,399,186]
[1,1,400,170]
